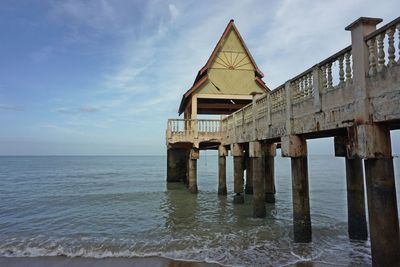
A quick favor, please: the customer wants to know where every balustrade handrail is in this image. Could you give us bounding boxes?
[364,16,400,41]
[167,118,221,123]
[167,118,221,133]
[221,44,353,122]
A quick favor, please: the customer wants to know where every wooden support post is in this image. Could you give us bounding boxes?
[188,148,199,194]
[218,145,228,195]
[232,143,244,204]
[250,141,265,218]
[167,148,188,183]
[334,135,368,240]
[352,124,400,266]
[264,143,276,203]
[282,135,311,243]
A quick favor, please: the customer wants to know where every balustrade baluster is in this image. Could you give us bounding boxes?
[303,76,308,97]
[398,24,400,63]
[345,52,352,83]
[387,27,395,67]
[327,62,333,89]
[299,79,303,100]
[293,81,299,103]
[321,65,327,89]
[368,37,377,76]
[308,73,313,96]
[377,33,386,72]
[339,55,345,85]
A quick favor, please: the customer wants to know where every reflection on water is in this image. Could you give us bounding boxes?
[0,155,398,266]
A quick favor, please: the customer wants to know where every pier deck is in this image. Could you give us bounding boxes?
[166,17,400,266]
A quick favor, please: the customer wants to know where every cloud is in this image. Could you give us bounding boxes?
[55,106,99,114]
[43,124,88,136]
[49,0,117,31]
[0,104,23,111]
[79,107,98,113]
[29,46,54,62]
[168,4,179,22]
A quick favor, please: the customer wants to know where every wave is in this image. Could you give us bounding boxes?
[0,233,371,266]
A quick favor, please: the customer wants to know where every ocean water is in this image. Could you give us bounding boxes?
[0,155,399,266]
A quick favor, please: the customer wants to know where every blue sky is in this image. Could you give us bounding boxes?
[0,0,399,155]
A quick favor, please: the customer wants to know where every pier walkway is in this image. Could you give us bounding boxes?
[166,17,400,266]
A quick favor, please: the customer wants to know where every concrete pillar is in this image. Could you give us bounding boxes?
[167,148,188,183]
[365,157,400,266]
[345,158,368,240]
[334,135,368,240]
[352,124,400,266]
[282,135,311,243]
[245,150,254,194]
[250,141,265,218]
[232,143,244,204]
[264,143,276,203]
[218,145,228,195]
[188,148,199,194]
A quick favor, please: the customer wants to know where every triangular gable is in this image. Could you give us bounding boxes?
[178,20,268,114]
[198,19,264,79]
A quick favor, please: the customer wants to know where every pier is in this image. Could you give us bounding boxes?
[166,17,400,266]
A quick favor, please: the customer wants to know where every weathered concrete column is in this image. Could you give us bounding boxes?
[250,141,265,218]
[232,143,244,204]
[167,147,188,183]
[346,157,368,240]
[334,136,368,240]
[188,148,199,194]
[282,135,311,243]
[218,145,228,195]
[354,125,400,266]
[245,150,254,194]
[263,143,276,203]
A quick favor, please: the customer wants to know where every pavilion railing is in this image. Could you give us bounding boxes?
[166,119,222,142]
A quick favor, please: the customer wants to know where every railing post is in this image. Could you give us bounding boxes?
[266,93,271,127]
[312,66,322,112]
[345,17,382,124]
[251,92,262,141]
[284,81,293,135]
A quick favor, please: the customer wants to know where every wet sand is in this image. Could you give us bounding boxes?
[0,257,339,267]
[0,256,343,267]
[0,256,222,267]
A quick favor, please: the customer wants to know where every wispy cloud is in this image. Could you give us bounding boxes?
[54,106,99,114]
[0,104,23,111]
[29,45,54,62]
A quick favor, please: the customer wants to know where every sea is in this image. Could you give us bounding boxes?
[0,155,399,266]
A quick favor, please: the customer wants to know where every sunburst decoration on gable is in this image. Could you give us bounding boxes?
[213,50,252,70]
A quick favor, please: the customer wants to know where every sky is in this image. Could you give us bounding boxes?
[0,0,399,155]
